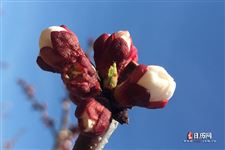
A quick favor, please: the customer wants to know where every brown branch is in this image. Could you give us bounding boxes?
[17,78,80,150]
[73,119,118,150]
[17,79,58,136]
[54,98,72,150]
[60,98,71,130]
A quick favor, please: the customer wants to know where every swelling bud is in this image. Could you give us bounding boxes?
[114,65,176,109]
[37,25,79,73]
[75,98,111,135]
[93,31,138,86]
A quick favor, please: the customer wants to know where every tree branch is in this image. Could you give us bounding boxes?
[73,119,119,150]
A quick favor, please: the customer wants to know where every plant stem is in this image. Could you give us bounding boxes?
[73,119,119,150]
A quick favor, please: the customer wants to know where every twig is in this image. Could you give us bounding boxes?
[17,79,58,137]
[73,119,119,150]
[60,98,71,130]
[54,98,72,150]
[3,129,26,150]
[17,78,80,150]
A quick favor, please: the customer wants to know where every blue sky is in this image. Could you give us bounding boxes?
[1,0,224,150]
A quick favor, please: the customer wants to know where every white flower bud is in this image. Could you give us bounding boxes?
[39,26,66,49]
[115,31,131,50]
[137,65,176,102]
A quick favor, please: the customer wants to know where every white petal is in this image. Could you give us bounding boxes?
[137,65,176,102]
[115,31,131,50]
[39,26,66,49]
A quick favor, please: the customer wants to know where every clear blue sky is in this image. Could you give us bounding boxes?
[1,0,224,150]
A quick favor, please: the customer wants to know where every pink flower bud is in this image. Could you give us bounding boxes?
[37,25,101,103]
[93,31,138,80]
[75,98,111,135]
[62,63,101,104]
[37,25,79,73]
[114,64,176,109]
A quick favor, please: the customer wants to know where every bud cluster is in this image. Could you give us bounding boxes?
[37,25,176,136]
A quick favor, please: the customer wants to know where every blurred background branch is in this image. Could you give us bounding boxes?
[3,128,26,150]
[2,37,94,150]
[5,79,80,150]
[17,79,58,137]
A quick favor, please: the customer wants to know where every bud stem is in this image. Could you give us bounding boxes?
[73,119,118,150]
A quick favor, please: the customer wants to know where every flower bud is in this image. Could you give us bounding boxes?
[62,63,101,104]
[75,98,111,135]
[37,25,101,103]
[114,64,176,109]
[93,31,138,81]
[37,25,79,73]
